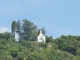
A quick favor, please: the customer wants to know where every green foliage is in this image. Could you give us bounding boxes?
[0,55,13,60]
[0,32,11,40]
[46,36,53,43]
[54,35,80,55]
[17,52,26,60]
[11,19,38,41]
[1,19,80,60]
[76,49,80,56]
[0,32,80,60]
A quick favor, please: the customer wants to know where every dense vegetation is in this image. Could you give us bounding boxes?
[0,19,80,60]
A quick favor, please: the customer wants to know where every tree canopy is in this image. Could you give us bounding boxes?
[0,19,80,60]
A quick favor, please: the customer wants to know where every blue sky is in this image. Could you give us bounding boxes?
[0,0,80,38]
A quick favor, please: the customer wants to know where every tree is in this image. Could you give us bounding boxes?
[26,52,47,60]
[11,19,38,41]
[46,36,53,43]
[21,19,37,41]
[41,28,46,35]
[4,32,12,40]
[38,28,46,35]
[0,32,12,40]
[17,52,26,60]
[76,49,80,56]
[0,55,13,60]
[11,20,17,33]
[16,20,21,37]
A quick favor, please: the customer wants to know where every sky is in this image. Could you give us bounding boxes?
[0,0,80,38]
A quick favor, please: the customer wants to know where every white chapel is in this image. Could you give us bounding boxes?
[38,30,46,44]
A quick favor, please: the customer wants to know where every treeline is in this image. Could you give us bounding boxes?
[11,19,46,41]
[0,19,80,60]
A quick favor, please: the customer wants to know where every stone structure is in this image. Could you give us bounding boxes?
[38,30,46,44]
[14,32,20,42]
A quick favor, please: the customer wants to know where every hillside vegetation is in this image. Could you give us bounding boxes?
[0,19,80,60]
